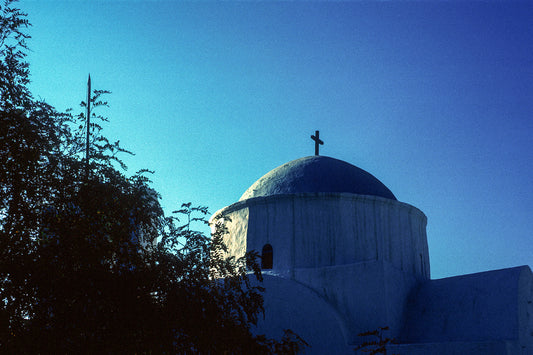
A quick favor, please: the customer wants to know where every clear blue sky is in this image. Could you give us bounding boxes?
[21,1,532,279]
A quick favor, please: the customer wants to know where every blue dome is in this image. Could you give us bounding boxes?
[239,156,396,201]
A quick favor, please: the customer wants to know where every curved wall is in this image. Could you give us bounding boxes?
[212,193,429,280]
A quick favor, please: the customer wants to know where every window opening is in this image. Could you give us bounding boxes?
[261,244,273,269]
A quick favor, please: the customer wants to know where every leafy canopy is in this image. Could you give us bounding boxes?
[0,1,305,353]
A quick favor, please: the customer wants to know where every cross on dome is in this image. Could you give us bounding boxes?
[310,130,324,156]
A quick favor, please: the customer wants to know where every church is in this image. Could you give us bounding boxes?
[211,136,533,354]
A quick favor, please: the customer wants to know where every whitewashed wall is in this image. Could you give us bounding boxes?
[213,193,429,280]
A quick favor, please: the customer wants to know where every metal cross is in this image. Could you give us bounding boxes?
[310,130,324,156]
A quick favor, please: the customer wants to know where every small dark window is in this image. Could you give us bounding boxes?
[261,244,273,269]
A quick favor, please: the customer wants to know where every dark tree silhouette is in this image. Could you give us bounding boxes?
[354,326,398,355]
[0,1,306,353]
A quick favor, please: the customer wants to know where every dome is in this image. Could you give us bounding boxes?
[239,156,397,201]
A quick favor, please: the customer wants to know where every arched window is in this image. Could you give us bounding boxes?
[261,244,273,269]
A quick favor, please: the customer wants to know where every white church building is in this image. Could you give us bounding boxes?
[211,154,533,354]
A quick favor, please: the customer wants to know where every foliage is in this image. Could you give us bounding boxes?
[0,1,305,353]
[354,326,398,355]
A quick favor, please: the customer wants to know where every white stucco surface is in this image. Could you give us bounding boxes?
[240,156,397,201]
[214,193,429,280]
[293,261,418,344]
[211,156,533,354]
[387,341,520,355]
[401,265,533,353]
[252,274,352,354]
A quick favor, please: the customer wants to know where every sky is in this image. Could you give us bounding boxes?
[19,0,532,279]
